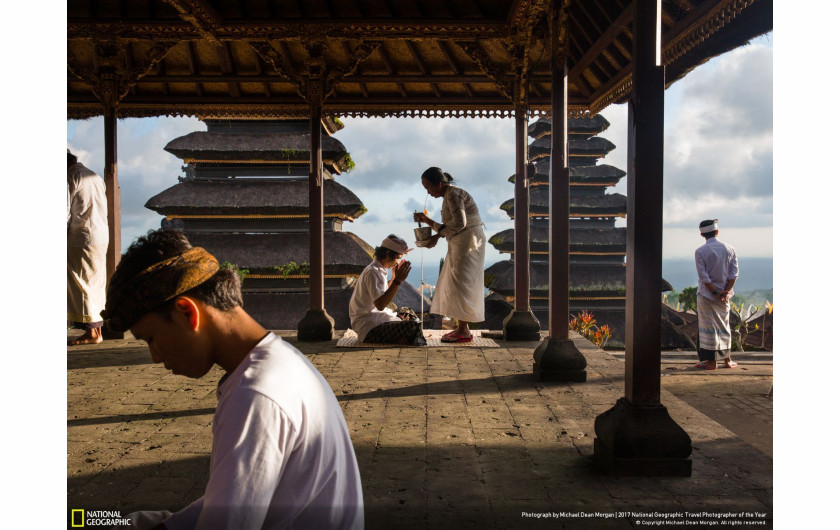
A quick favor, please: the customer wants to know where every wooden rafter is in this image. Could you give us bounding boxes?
[405,40,441,98]
[378,46,408,98]
[437,40,474,98]
[162,0,223,45]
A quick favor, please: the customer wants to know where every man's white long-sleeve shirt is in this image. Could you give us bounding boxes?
[695,237,739,301]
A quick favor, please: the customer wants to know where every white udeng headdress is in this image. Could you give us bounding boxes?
[699,220,719,234]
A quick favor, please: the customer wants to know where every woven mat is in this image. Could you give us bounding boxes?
[336,329,499,348]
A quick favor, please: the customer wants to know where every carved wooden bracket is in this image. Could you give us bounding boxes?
[249,40,307,99]
[324,41,381,98]
[251,39,380,104]
[454,40,515,102]
[68,39,176,110]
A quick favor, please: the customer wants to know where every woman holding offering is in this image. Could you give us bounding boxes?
[413,167,486,342]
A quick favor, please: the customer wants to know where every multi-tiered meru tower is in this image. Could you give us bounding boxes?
[484,115,655,347]
[146,118,424,330]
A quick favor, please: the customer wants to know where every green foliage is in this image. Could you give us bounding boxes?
[271,261,311,279]
[483,273,496,288]
[662,290,681,310]
[341,152,356,171]
[678,287,698,313]
[569,310,614,349]
[220,261,249,281]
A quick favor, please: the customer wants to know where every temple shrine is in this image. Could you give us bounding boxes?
[484,115,672,347]
[146,118,424,330]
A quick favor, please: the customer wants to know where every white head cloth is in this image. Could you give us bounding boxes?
[699,220,719,234]
[381,235,412,254]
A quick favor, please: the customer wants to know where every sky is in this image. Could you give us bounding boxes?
[66,33,773,269]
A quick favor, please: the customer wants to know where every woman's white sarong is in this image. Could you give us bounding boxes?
[431,224,486,323]
[67,244,108,323]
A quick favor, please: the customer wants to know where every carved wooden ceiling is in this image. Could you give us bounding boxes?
[67,0,772,120]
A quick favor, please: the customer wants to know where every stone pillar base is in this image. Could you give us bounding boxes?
[502,310,541,341]
[297,308,334,341]
[594,397,692,476]
[533,338,586,382]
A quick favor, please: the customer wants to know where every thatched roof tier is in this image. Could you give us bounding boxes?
[507,160,626,186]
[164,131,352,173]
[184,231,374,276]
[243,280,427,330]
[529,136,616,161]
[186,164,334,181]
[162,217,348,233]
[527,115,611,139]
[489,226,626,254]
[485,260,626,296]
[145,179,366,218]
[484,260,672,297]
[204,118,344,135]
[500,190,627,218]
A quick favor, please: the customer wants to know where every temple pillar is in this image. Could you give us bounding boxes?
[534,0,586,381]
[502,103,541,341]
[593,0,691,476]
[297,76,334,341]
[102,106,124,340]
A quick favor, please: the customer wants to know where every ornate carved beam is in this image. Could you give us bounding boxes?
[68,20,510,40]
[162,0,223,45]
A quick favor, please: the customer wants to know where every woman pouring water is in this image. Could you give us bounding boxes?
[413,167,486,343]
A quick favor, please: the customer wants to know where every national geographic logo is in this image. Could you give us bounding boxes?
[70,509,131,527]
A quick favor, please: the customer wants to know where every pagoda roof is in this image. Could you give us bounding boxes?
[507,160,626,186]
[164,130,351,173]
[529,135,615,161]
[145,179,366,219]
[485,260,672,296]
[489,226,626,254]
[485,260,627,295]
[500,189,626,218]
[528,114,611,139]
[185,231,373,276]
[67,1,772,119]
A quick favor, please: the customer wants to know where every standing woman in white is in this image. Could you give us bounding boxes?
[413,167,486,342]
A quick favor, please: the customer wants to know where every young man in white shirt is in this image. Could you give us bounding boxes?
[349,235,426,346]
[101,229,364,530]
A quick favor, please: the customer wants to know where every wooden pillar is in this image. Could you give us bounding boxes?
[103,108,120,280]
[502,103,540,341]
[593,0,691,476]
[297,81,334,341]
[533,0,586,381]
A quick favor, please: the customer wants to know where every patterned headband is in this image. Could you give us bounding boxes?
[101,247,219,332]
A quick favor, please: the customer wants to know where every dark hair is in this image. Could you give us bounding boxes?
[421,167,453,185]
[373,246,400,260]
[68,152,78,165]
[114,229,243,317]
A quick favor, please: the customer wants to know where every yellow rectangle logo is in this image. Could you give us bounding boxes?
[71,509,85,527]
